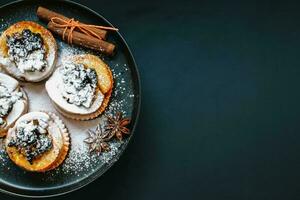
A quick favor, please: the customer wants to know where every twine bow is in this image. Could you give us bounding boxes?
[50,17,118,44]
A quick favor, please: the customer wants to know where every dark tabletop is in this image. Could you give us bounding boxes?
[1,0,300,199]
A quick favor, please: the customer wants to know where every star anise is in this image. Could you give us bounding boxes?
[105,112,131,141]
[84,125,110,154]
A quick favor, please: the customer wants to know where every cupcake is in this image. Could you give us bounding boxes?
[0,73,28,137]
[45,54,113,120]
[0,21,57,82]
[5,111,69,172]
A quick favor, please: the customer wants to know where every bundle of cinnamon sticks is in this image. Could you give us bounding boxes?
[37,6,116,56]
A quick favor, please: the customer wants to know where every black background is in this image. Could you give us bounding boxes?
[1,0,300,199]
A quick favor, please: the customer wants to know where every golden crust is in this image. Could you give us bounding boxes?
[55,54,113,120]
[5,112,70,172]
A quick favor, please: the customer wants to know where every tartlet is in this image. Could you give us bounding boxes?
[0,21,57,82]
[46,54,113,120]
[0,73,28,137]
[5,111,69,172]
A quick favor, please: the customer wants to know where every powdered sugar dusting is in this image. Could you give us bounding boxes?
[0,138,9,167]
[0,8,137,188]
[0,45,131,179]
[99,140,123,163]
[57,41,86,65]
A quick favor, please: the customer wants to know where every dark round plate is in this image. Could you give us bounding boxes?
[0,0,140,197]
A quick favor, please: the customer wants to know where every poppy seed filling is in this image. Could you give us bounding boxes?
[60,63,98,108]
[8,119,52,164]
[6,29,47,73]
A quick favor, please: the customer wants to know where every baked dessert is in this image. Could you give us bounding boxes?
[0,73,28,137]
[0,21,57,82]
[5,111,69,172]
[45,54,113,120]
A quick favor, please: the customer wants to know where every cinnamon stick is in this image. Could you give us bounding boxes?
[37,6,107,40]
[48,21,115,56]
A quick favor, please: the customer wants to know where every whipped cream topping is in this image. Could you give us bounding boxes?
[6,29,48,73]
[59,63,98,108]
[7,118,52,164]
[0,83,22,126]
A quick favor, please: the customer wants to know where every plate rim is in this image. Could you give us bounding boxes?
[0,0,141,198]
